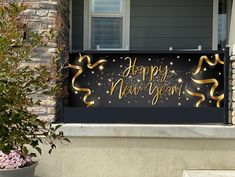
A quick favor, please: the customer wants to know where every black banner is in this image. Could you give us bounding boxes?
[64,51,228,124]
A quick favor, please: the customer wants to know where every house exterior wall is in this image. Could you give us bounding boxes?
[20,0,59,122]
[71,0,213,50]
[12,0,234,123]
[8,0,235,177]
[130,0,213,50]
[36,137,235,177]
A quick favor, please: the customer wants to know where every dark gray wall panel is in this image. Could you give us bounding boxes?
[130,0,213,50]
[131,7,212,17]
[72,0,84,50]
[131,0,213,7]
[131,38,212,49]
[131,28,212,38]
[131,17,212,27]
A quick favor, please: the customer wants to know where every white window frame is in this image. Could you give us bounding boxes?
[83,0,130,50]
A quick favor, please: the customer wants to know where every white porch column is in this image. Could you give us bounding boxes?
[229,0,235,54]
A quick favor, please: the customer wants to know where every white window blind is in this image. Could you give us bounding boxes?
[91,17,122,49]
[91,0,122,13]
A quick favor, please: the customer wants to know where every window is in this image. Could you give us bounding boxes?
[84,0,130,50]
[217,0,230,50]
[213,0,231,50]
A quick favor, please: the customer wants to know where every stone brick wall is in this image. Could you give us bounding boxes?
[23,0,59,122]
[6,0,61,122]
[231,54,235,124]
[1,0,70,122]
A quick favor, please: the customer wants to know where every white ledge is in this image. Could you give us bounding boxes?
[58,124,235,139]
[183,170,235,177]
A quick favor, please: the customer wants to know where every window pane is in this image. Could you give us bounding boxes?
[91,17,122,49]
[91,0,122,13]
[218,0,228,50]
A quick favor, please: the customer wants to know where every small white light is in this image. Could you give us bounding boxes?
[99,65,104,70]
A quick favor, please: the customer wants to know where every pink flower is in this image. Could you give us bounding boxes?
[0,150,34,169]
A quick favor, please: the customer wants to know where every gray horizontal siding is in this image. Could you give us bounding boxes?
[130,0,213,50]
[131,7,212,17]
[72,0,84,50]
[131,28,212,38]
[131,38,211,49]
[131,17,212,27]
[131,0,213,7]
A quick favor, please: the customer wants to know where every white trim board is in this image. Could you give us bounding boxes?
[57,124,235,139]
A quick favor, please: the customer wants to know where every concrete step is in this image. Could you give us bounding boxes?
[183,170,235,177]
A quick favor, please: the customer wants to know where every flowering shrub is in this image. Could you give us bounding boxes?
[0,1,70,169]
[0,150,33,169]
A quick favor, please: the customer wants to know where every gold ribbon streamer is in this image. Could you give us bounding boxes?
[194,54,224,75]
[69,54,107,107]
[186,89,205,107]
[69,64,94,107]
[191,78,224,107]
[78,54,107,70]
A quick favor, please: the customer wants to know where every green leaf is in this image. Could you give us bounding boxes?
[55,125,62,130]
[63,138,71,143]
[22,146,29,155]
[29,153,37,157]
[35,147,42,155]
